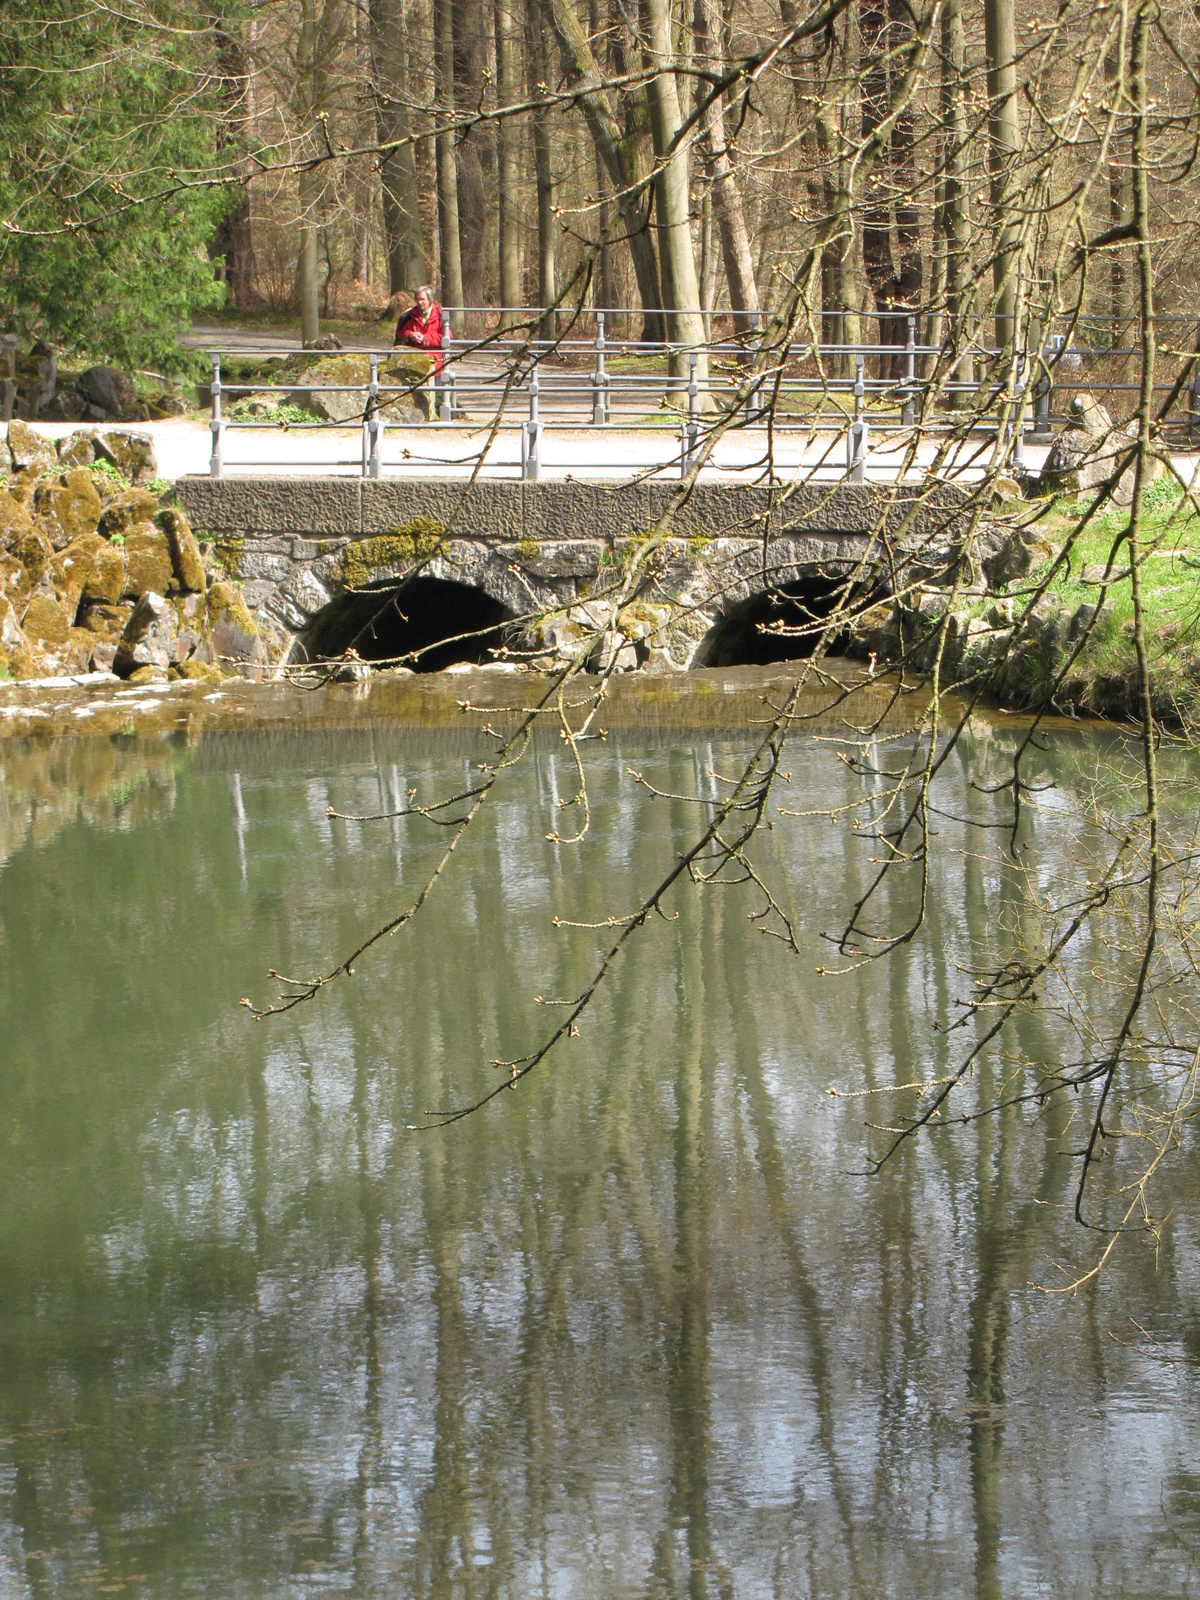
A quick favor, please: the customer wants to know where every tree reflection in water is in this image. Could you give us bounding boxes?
[0,724,1198,1597]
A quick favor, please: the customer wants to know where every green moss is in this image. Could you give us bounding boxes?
[517,538,541,562]
[214,536,244,574]
[207,579,258,638]
[339,520,446,588]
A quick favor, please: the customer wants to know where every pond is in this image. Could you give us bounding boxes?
[1,671,1198,1598]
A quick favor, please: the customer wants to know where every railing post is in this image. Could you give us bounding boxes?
[438,319,453,422]
[745,312,764,423]
[209,352,223,480]
[901,315,916,428]
[1033,330,1062,438]
[521,363,543,481]
[681,348,700,478]
[368,352,382,479]
[592,310,610,425]
[848,354,868,482]
[1012,359,1028,471]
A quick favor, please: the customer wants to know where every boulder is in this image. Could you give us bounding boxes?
[114,590,178,676]
[982,527,1057,588]
[78,599,133,638]
[1036,393,1162,505]
[89,638,119,673]
[122,523,174,598]
[52,532,104,617]
[14,341,57,419]
[21,591,72,648]
[95,430,157,485]
[39,383,88,423]
[33,469,103,549]
[287,352,426,425]
[57,429,99,469]
[0,493,34,551]
[0,598,34,679]
[157,506,205,592]
[0,335,15,423]
[10,527,54,592]
[5,467,40,507]
[147,389,187,419]
[82,542,128,605]
[0,551,29,608]
[1,596,24,654]
[207,580,267,680]
[79,366,140,419]
[7,419,56,474]
[98,488,161,537]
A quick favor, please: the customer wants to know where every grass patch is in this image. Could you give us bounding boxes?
[1007,478,1200,721]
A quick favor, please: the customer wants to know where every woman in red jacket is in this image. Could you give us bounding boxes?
[394,285,445,373]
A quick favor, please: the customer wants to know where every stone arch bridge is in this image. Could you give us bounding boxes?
[175,477,975,671]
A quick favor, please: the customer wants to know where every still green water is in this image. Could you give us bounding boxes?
[1,699,1198,1598]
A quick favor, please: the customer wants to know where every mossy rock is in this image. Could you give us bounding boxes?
[78,600,133,638]
[122,523,173,598]
[99,488,161,538]
[83,542,128,606]
[5,468,39,509]
[33,469,102,549]
[0,492,34,551]
[53,532,104,616]
[126,664,169,685]
[11,527,54,590]
[157,506,205,593]
[63,627,96,674]
[172,658,226,683]
[339,522,446,588]
[22,591,72,647]
[7,419,55,474]
[57,429,99,470]
[0,551,27,605]
[207,580,258,637]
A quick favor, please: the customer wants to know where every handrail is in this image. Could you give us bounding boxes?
[203,309,1200,479]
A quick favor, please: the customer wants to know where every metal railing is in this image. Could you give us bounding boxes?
[205,307,1200,480]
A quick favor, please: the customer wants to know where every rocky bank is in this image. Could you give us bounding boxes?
[0,421,281,684]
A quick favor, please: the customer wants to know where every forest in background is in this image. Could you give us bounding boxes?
[3,0,1200,373]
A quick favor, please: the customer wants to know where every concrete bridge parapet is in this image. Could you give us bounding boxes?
[174,476,972,667]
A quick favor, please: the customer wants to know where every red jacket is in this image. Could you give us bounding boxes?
[395,303,445,372]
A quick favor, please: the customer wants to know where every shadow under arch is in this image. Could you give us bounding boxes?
[298,576,521,672]
[692,574,863,668]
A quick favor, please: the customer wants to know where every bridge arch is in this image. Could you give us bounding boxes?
[691,572,862,668]
[298,575,523,671]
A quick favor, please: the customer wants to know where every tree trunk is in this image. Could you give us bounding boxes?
[588,0,615,316]
[859,0,922,376]
[371,0,427,295]
[526,0,558,337]
[692,0,758,319]
[641,0,706,383]
[494,0,522,327]
[296,0,321,345]
[985,0,1019,353]
[298,167,321,344]
[434,0,465,316]
[543,0,664,341]
[454,0,489,335]
[1106,34,1132,349]
[210,12,256,307]
[937,0,974,394]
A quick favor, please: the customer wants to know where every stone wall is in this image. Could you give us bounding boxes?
[175,477,972,666]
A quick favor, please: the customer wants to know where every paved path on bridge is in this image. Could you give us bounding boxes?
[29,416,1200,487]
